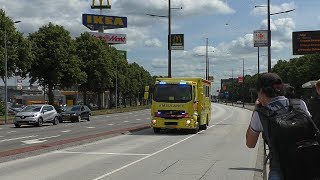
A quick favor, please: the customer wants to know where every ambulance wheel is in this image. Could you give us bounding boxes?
[153,128,161,133]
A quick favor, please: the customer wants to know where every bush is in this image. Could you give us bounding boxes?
[0,101,5,116]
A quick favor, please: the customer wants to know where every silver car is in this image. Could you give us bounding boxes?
[14,105,59,128]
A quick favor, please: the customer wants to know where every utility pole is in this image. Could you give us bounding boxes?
[231,68,233,106]
[242,58,245,108]
[205,38,208,80]
[4,30,8,124]
[258,47,260,78]
[4,20,21,124]
[168,0,172,78]
[267,0,271,73]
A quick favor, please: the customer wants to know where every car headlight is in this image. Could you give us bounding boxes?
[31,113,40,117]
[71,113,77,116]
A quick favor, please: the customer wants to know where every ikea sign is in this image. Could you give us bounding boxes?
[82,14,127,30]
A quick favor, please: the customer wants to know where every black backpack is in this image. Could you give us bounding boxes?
[257,100,320,180]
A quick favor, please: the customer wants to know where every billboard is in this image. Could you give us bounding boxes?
[89,32,126,44]
[170,34,184,50]
[253,30,268,47]
[292,30,320,55]
[82,14,127,30]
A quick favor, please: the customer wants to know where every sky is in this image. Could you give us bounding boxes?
[1,0,319,94]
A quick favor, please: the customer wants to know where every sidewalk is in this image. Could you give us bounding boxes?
[222,102,268,180]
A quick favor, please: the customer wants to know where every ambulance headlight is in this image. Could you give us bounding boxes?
[152,119,157,124]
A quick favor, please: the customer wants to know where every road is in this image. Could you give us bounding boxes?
[0,103,259,180]
[0,109,150,156]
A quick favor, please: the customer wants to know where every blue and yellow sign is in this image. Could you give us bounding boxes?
[82,14,127,30]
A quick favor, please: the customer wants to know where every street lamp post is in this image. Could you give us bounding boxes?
[4,20,21,124]
[205,38,208,80]
[242,58,245,108]
[168,0,171,78]
[147,2,181,78]
[267,0,271,73]
[257,47,260,78]
[255,2,294,73]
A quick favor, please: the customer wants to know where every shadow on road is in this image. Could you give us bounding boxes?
[10,124,52,129]
[229,167,263,173]
[129,128,193,136]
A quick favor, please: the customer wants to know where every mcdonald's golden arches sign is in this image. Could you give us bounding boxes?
[170,34,184,50]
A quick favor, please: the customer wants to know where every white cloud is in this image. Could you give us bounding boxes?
[260,18,295,50]
[151,58,167,69]
[144,38,162,47]
[192,46,216,57]
[113,0,235,17]
[1,0,89,36]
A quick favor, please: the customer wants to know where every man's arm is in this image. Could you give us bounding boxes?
[246,126,260,148]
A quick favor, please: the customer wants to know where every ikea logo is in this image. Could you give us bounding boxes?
[82,14,127,30]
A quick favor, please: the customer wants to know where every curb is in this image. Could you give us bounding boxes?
[0,124,150,158]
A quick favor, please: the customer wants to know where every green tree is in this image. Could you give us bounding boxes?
[0,9,33,80]
[28,23,86,105]
[273,55,320,97]
[75,32,113,109]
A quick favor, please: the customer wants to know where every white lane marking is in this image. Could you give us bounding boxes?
[40,127,49,130]
[108,124,114,126]
[114,115,119,117]
[123,121,129,123]
[0,128,3,130]
[136,119,141,121]
[61,130,71,133]
[0,135,3,138]
[21,135,61,145]
[129,113,133,114]
[93,111,234,180]
[0,135,38,143]
[7,131,17,133]
[86,127,95,129]
[55,151,150,156]
[106,116,110,118]
[134,115,138,117]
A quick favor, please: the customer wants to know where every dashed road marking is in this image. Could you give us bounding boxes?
[108,124,114,126]
[7,131,16,133]
[86,127,95,129]
[61,130,71,133]
[136,119,141,121]
[0,135,38,143]
[123,121,129,123]
[21,135,61,145]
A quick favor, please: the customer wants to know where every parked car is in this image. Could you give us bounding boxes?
[13,105,59,128]
[236,100,242,104]
[60,105,91,123]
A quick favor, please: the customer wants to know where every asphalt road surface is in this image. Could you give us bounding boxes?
[0,104,259,180]
[0,109,150,154]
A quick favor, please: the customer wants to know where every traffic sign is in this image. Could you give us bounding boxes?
[238,76,244,83]
[254,30,268,47]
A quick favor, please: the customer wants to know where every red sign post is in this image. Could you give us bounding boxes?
[238,76,244,83]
